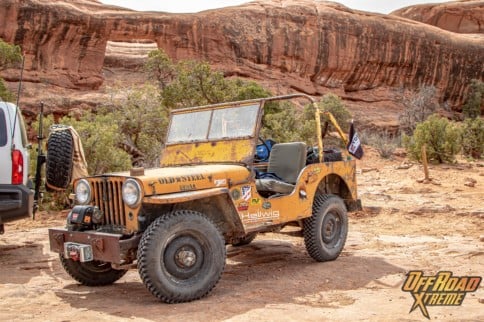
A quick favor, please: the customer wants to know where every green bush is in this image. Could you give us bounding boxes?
[144,49,175,89]
[300,93,352,146]
[0,38,22,69]
[0,78,14,102]
[462,79,483,120]
[104,83,168,167]
[261,101,301,143]
[403,114,461,163]
[461,118,484,159]
[59,112,132,174]
[0,38,22,101]
[31,111,132,175]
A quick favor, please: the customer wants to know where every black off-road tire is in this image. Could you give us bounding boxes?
[46,128,74,190]
[137,210,226,303]
[303,194,348,262]
[323,149,343,162]
[306,147,343,164]
[231,232,257,247]
[59,255,128,286]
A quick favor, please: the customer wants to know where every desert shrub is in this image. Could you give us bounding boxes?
[161,60,239,108]
[30,113,130,211]
[145,50,301,143]
[299,93,352,146]
[261,101,302,143]
[461,118,484,159]
[32,111,130,176]
[0,78,14,102]
[58,111,132,175]
[399,86,440,135]
[104,83,168,167]
[403,114,461,163]
[144,49,175,89]
[0,38,22,101]
[462,79,483,120]
[318,93,352,132]
[0,38,22,69]
[364,130,401,159]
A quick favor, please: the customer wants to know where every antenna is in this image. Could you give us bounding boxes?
[33,101,46,218]
[11,54,25,150]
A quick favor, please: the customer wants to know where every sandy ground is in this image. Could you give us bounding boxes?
[0,148,483,321]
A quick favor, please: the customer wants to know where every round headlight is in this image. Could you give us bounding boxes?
[122,179,142,207]
[75,179,91,205]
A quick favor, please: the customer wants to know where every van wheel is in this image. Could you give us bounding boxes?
[59,255,127,286]
[46,127,74,190]
[137,210,226,303]
[303,194,348,262]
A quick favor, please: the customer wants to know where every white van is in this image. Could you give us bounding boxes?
[0,101,33,233]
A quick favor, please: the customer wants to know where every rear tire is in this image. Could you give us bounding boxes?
[303,194,348,262]
[59,255,127,286]
[46,127,74,190]
[137,210,226,303]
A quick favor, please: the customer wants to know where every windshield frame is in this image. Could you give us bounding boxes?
[166,102,263,145]
[160,94,317,166]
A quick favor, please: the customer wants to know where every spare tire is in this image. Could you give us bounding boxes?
[323,148,343,162]
[306,147,343,164]
[46,126,74,190]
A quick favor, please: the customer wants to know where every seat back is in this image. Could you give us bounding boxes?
[267,142,307,184]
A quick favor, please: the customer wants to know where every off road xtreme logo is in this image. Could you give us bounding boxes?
[402,271,481,319]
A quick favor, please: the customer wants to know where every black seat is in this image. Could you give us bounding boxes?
[255,142,306,194]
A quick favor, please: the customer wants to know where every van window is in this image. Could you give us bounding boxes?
[0,109,7,147]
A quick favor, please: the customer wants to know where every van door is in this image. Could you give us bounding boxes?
[0,106,11,184]
[0,102,30,185]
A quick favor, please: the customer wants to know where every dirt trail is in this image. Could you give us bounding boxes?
[1,148,482,321]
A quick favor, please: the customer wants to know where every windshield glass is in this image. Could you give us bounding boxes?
[167,104,260,144]
[167,110,211,143]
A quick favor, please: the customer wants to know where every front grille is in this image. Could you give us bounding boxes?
[90,178,126,226]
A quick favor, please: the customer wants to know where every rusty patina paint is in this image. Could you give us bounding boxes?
[230,160,358,231]
[161,139,257,166]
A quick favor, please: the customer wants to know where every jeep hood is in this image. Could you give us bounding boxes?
[104,164,252,196]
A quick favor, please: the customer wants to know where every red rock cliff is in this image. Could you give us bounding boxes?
[392,0,484,34]
[0,0,483,110]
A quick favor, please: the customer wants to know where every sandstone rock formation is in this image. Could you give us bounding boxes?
[0,0,483,116]
[392,0,484,34]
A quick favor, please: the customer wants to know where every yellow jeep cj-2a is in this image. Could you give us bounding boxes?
[49,93,362,303]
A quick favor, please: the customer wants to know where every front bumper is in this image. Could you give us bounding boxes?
[49,228,140,264]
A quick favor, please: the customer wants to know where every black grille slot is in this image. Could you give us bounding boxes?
[91,179,126,226]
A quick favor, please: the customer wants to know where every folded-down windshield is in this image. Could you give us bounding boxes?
[167,104,260,144]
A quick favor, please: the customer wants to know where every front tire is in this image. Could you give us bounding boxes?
[59,255,127,286]
[303,194,348,262]
[137,210,226,303]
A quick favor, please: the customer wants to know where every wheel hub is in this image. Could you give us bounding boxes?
[322,212,340,244]
[324,220,335,238]
[175,247,197,268]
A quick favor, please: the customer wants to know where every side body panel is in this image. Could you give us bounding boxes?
[229,161,357,232]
